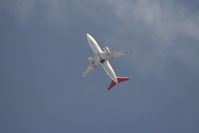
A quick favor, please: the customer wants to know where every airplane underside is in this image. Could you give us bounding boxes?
[83,33,130,91]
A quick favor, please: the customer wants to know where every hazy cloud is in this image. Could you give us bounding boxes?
[15,0,35,25]
[1,0,199,132]
[103,0,199,77]
[4,0,199,77]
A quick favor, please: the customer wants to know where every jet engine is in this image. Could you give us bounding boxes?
[103,46,111,55]
[88,56,94,64]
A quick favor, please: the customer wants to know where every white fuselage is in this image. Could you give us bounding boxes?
[87,33,118,83]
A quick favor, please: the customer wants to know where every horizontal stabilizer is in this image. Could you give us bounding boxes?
[117,77,129,83]
[108,80,117,91]
[108,77,129,91]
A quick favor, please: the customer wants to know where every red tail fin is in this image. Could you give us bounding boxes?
[108,77,129,91]
[108,80,117,91]
[117,77,129,83]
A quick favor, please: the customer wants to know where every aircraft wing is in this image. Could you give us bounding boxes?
[110,51,130,59]
[102,51,131,60]
[83,55,100,78]
[83,64,95,78]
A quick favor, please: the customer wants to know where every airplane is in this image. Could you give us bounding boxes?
[83,33,130,91]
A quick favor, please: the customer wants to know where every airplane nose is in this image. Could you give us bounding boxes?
[86,33,90,38]
[87,34,91,41]
[87,33,93,43]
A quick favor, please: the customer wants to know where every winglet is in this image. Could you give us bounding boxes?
[108,77,129,91]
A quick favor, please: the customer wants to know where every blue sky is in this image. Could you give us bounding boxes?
[0,0,199,133]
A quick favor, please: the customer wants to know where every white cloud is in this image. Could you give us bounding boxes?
[4,0,199,77]
[40,0,68,25]
[105,0,199,39]
[15,0,35,26]
[102,0,199,77]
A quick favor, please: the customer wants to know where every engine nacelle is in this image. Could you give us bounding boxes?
[88,56,94,63]
[103,46,110,54]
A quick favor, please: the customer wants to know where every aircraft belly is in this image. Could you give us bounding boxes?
[85,33,129,90]
[87,35,102,53]
[102,61,117,81]
[90,43,102,53]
